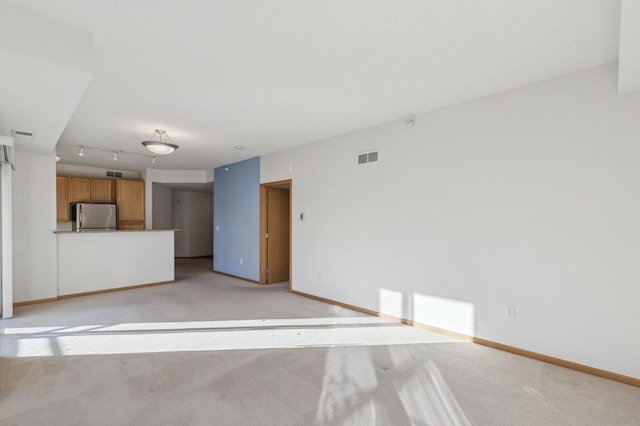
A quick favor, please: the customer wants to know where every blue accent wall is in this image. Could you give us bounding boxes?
[213,157,260,281]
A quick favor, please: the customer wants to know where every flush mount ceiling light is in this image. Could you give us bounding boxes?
[142,129,179,155]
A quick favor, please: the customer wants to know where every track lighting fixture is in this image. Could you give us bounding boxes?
[69,144,158,164]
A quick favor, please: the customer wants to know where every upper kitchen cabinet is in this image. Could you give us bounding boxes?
[116,179,145,230]
[56,176,70,221]
[68,177,92,203]
[91,178,115,203]
[57,176,145,225]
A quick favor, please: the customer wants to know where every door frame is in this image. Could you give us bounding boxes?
[259,179,292,287]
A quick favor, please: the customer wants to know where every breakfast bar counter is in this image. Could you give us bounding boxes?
[56,229,176,297]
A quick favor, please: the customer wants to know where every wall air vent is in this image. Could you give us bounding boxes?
[12,130,34,139]
[357,150,379,165]
[106,171,123,177]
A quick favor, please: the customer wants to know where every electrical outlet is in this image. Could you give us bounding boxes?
[240,258,243,265]
[505,305,516,319]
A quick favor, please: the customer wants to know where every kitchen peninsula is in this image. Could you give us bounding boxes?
[55,229,176,297]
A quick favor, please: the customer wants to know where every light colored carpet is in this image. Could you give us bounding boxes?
[1,257,638,425]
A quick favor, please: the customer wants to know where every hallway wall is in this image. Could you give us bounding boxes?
[152,183,172,229]
[173,190,213,257]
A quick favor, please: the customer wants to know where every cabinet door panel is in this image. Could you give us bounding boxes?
[118,221,145,230]
[92,179,115,203]
[56,176,69,221]
[69,177,92,203]
[116,179,145,229]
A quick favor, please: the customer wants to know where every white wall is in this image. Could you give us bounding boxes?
[172,191,188,257]
[12,148,58,302]
[143,169,212,230]
[185,191,213,257]
[1,135,14,317]
[152,183,173,229]
[261,63,640,379]
[172,190,213,257]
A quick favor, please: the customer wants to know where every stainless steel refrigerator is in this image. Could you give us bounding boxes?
[71,203,117,231]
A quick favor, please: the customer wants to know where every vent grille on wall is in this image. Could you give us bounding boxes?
[106,171,123,177]
[14,131,32,137]
[358,150,379,165]
[11,130,34,140]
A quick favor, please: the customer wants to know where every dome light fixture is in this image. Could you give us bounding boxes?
[142,129,179,155]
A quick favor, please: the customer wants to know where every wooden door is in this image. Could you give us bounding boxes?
[69,177,91,202]
[116,179,145,230]
[92,179,115,203]
[56,176,69,221]
[266,187,290,283]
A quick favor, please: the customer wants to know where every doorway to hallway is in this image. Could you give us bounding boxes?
[260,180,291,286]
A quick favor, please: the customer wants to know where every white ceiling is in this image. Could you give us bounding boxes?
[0,2,92,154]
[0,0,630,172]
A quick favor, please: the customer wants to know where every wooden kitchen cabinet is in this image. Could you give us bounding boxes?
[116,179,145,230]
[66,176,114,204]
[57,176,144,227]
[91,178,115,203]
[56,176,70,221]
[68,177,92,203]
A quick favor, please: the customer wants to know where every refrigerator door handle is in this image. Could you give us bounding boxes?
[79,205,83,228]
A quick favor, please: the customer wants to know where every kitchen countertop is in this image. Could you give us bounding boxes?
[55,229,179,234]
